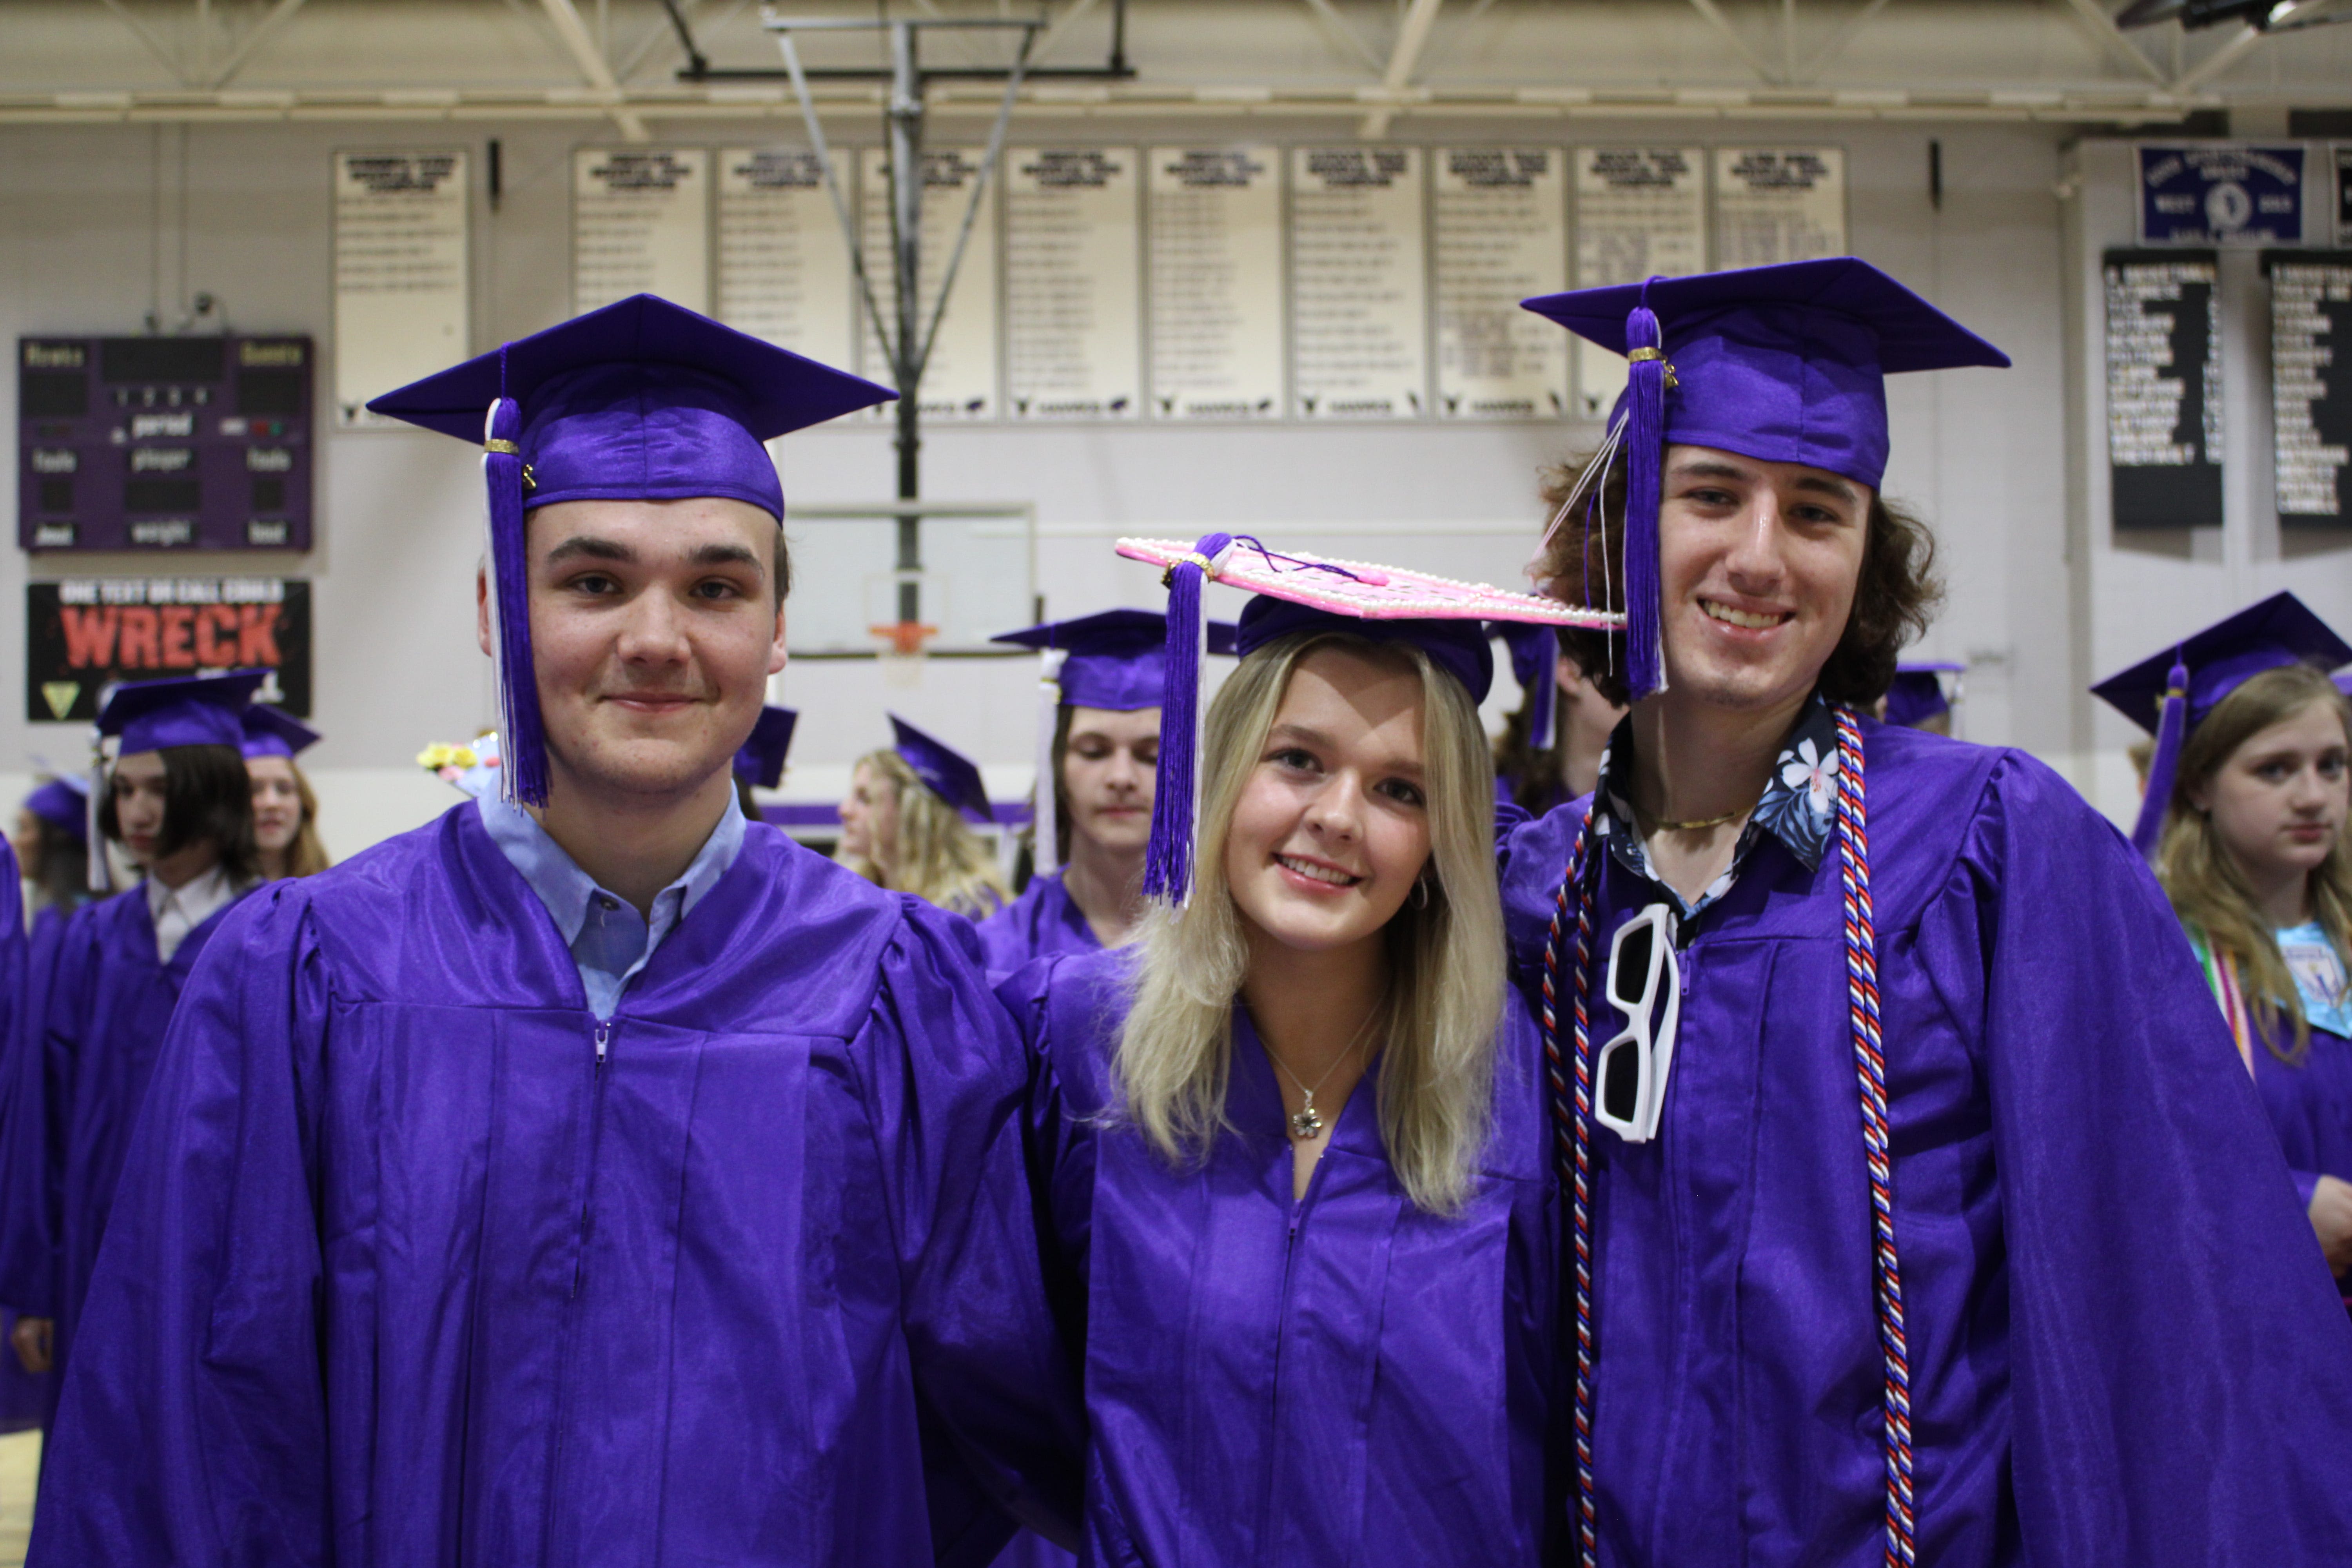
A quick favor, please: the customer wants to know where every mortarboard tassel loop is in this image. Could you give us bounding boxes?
[2131,656,2190,862]
[483,398,550,808]
[1622,304,1671,702]
[1144,531,1235,906]
[1033,648,1065,878]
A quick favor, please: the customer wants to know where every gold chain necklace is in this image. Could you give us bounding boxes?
[1642,804,1750,833]
[1264,1004,1384,1141]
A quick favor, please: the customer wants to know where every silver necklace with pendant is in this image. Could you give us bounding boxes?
[1266,1005,1382,1141]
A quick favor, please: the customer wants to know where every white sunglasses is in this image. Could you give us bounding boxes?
[1595,902,1681,1144]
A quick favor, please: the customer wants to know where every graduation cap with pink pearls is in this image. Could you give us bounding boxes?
[367,294,893,809]
[1117,533,1621,906]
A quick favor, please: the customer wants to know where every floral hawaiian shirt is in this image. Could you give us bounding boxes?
[1588,695,1841,921]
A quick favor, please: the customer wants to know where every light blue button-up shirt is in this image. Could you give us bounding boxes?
[477,790,748,1020]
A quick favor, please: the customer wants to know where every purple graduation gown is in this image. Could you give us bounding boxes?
[32,804,1080,1567]
[2243,1020,2352,1301]
[976,873,1100,978]
[1498,722,2352,1565]
[0,878,250,1393]
[0,853,42,1432]
[1005,946,1565,1567]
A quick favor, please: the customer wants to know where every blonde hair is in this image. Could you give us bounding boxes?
[837,748,1009,919]
[1115,631,1506,1215]
[2158,663,2352,1064]
[283,761,332,878]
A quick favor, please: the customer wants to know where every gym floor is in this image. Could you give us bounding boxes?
[0,1431,35,1566]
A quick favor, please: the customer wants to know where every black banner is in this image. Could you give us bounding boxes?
[2267,250,2352,529]
[2104,248,2224,532]
[26,578,310,722]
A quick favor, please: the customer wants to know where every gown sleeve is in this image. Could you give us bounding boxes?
[0,905,99,1321]
[27,884,331,1567]
[856,905,1087,1565]
[1929,752,2352,1564]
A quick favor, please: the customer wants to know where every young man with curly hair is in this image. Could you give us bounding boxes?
[1507,260,2352,1566]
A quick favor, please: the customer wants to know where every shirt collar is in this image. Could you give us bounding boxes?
[1590,694,1842,914]
[477,788,747,946]
[145,861,240,923]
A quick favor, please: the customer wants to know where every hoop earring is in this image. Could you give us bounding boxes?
[1412,875,1433,910]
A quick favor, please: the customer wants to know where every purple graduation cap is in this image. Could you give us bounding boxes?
[988,609,1238,875]
[1521,258,2010,702]
[366,294,893,809]
[241,705,321,761]
[1488,622,1562,749]
[98,670,269,756]
[23,775,89,844]
[1114,534,1619,904]
[734,705,798,790]
[2093,592,2352,860]
[889,714,994,825]
[1883,660,1964,729]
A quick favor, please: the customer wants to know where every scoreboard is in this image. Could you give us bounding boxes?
[18,334,313,553]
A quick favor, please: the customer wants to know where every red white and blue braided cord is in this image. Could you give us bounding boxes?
[1832,706,1916,1566]
[1542,800,1599,1566]
[1544,710,1911,1568]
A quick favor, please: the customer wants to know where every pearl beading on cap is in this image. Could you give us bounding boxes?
[1114,536,1624,630]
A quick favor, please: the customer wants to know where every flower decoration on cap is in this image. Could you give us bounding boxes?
[1116,532,1620,906]
[1522,257,2010,707]
[2092,592,2352,860]
[366,294,893,811]
[420,734,503,799]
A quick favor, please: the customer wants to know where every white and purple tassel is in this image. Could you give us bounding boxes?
[1032,647,1066,878]
[1143,530,1234,906]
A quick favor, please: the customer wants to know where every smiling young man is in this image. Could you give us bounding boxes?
[1507,260,2352,1566]
[31,297,1080,1567]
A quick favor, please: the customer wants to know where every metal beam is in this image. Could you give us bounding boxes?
[1031,0,1107,64]
[1300,0,1387,74]
[1684,0,1784,82]
[93,0,192,86]
[1798,0,1898,82]
[2169,20,2264,91]
[209,0,311,89]
[1360,0,1443,136]
[2055,0,2167,85]
[538,0,650,140]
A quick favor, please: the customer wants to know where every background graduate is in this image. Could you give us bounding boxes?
[0,778,86,1420]
[0,671,265,1403]
[0,835,32,1434]
[31,296,1080,1566]
[1510,258,2352,1566]
[731,702,796,822]
[838,714,1011,918]
[241,704,332,880]
[976,610,1234,975]
[1490,619,1626,816]
[1004,535,1609,1566]
[1880,659,1962,734]
[2096,594,2352,1297]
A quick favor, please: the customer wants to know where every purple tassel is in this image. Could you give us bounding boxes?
[1528,629,1557,751]
[2130,657,2190,861]
[1143,530,1233,904]
[1622,301,1668,701]
[484,397,550,808]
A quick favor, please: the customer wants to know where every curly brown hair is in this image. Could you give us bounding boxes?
[1532,448,1943,709]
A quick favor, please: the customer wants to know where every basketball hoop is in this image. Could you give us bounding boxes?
[871,620,941,687]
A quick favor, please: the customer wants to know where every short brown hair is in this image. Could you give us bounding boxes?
[1531,448,1943,709]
